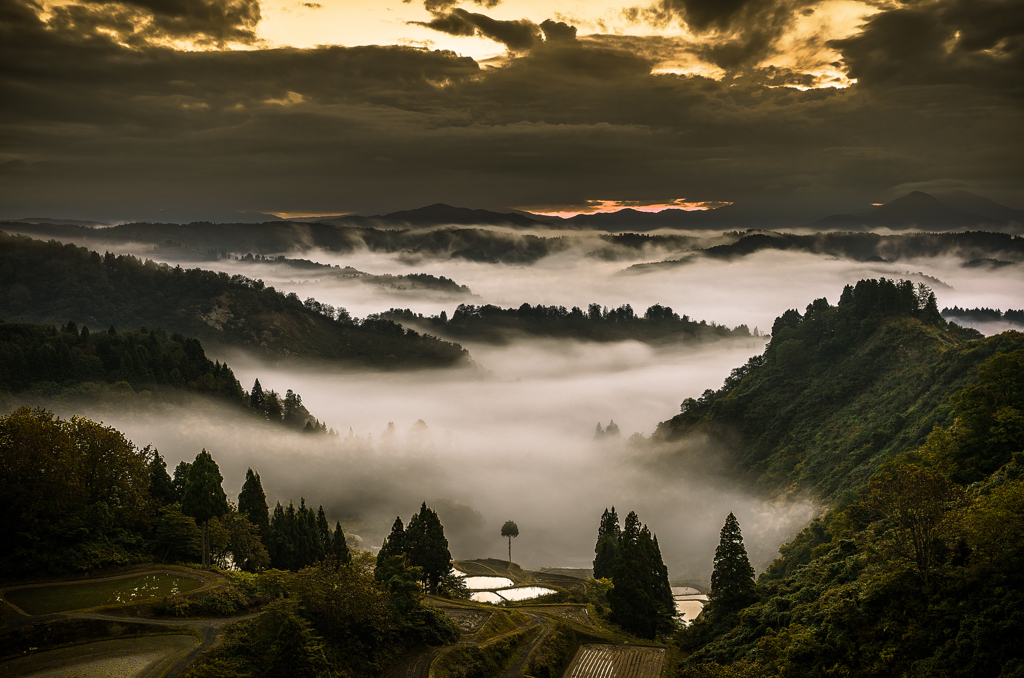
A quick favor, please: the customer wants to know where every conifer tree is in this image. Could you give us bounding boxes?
[608,511,673,639]
[180,449,229,568]
[708,512,757,614]
[148,449,176,506]
[171,460,191,502]
[405,503,452,594]
[375,516,406,583]
[316,505,330,553]
[593,507,620,579]
[238,468,269,540]
[250,378,266,416]
[332,521,351,565]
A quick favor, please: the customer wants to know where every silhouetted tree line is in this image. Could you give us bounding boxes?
[942,306,1024,324]
[378,302,750,344]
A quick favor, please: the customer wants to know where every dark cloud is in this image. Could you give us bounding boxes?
[625,0,818,72]
[540,19,577,42]
[416,8,542,52]
[0,0,1021,221]
[828,0,1024,91]
[403,0,501,17]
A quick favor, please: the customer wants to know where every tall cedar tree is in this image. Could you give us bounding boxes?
[375,517,407,584]
[238,468,270,540]
[593,507,620,579]
[180,449,229,568]
[148,450,176,507]
[708,512,757,614]
[608,511,673,639]
[332,521,351,565]
[250,378,266,416]
[405,503,452,594]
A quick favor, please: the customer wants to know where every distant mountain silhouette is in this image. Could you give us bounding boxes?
[815,191,1023,231]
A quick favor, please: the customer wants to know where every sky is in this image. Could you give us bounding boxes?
[1,0,1022,222]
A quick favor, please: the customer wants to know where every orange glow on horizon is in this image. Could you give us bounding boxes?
[518,199,732,218]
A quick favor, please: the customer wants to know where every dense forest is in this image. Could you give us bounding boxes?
[942,306,1024,325]
[652,278,1024,676]
[0,232,470,367]
[0,320,330,432]
[378,302,753,345]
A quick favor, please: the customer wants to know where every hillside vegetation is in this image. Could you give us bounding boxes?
[0,232,469,368]
[653,278,1021,499]
[664,278,1024,676]
[380,302,753,345]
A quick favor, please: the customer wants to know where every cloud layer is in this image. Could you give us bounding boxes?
[0,0,1021,220]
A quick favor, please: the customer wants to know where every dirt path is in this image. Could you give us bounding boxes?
[501,612,551,678]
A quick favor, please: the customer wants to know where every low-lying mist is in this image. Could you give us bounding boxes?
[50,335,818,582]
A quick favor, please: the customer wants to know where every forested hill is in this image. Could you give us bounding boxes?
[653,277,1024,499]
[0,321,332,432]
[0,232,470,368]
[378,302,753,345]
[673,280,1024,676]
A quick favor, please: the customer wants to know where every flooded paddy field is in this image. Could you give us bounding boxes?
[4,573,204,615]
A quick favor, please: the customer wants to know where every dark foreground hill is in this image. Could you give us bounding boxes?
[659,278,1024,677]
[0,232,470,368]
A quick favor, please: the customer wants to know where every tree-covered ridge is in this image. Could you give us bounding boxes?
[654,278,1024,499]
[0,321,244,402]
[0,321,331,433]
[2,220,568,265]
[378,302,753,345]
[677,347,1024,678]
[628,230,1024,271]
[0,232,470,367]
[942,305,1024,325]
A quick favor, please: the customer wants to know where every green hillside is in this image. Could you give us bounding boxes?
[0,232,470,368]
[668,278,1024,677]
[653,278,1019,499]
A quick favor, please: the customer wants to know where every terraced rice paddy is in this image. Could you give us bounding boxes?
[672,590,708,623]
[462,576,514,590]
[564,645,666,678]
[5,573,204,615]
[493,586,555,601]
[470,591,504,604]
[0,635,197,678]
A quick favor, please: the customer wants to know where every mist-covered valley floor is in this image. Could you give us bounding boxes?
[19,228,1024,583]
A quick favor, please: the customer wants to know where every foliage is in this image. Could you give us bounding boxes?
[608,511,675,639]
[237,468,269,540]
[677,333,1024,677]
[0,407,152,574]
[707,513,757,615]
[400,503,453,594]
[0,231,469,367]
[267,498,332,571]
[654,278,1024,500]
[593,506,620,579]
[183,556,458,678]
[501,519,519,564]
[379,301,750,345]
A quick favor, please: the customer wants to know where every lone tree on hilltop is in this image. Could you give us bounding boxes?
[501,520,519,565]
[181,449,229,568]
[593,507,620,579]
[708,512,757,614]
